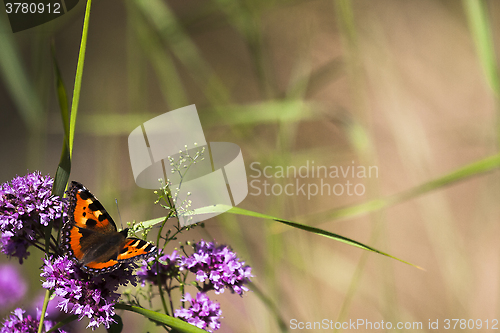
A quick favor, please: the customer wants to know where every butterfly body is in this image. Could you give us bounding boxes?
[62,181,157,275]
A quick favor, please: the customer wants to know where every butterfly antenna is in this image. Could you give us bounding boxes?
[115,198,124,231]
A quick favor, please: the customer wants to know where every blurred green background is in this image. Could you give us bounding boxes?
[1,0,500,332]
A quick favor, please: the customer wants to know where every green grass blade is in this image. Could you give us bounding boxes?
[141,204,421,268]
[140,153,500,268]
[52,43,70,138]
[132,0,230,105]
[139,216,169,229]
[228,206,421,269]
[463,0,500,148]
[74,101,316,135]
[248,282,289,333]
[68,0,93,158]
[115,304,208,333]
[40,44,74,333]
[203,100,316,125]
[463,0,500,97]
[40,3,93,333]
[288,57,344,98]
[51,42,71,197]
[0,17,43,131]
[126,2,188,109]
[46,315,78,333]
[308,152,500,222]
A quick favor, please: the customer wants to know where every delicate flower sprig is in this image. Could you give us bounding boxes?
[167,143,206,178]
[134,148,254,331]
[0,172,65,263]
[160,144,206,226]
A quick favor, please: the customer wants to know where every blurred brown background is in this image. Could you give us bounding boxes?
[1,0,500,331]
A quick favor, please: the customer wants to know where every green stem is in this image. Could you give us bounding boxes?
[155,213,172,315]
[115,303,207,333]
[167,278,175,315]
[37,289,52,333]
[46,315,78,333]
[157,264,169,315]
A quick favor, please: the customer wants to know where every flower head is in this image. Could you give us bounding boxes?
[0,172,65,263]
[32,292,68,324]
[0,264,27,310]
[137,250,180,286]
[180,240,253,295]
[41,255,136,330]
[174,292,221,332]
[0,308,67,333]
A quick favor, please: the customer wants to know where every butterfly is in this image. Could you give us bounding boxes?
[62,181,157,275]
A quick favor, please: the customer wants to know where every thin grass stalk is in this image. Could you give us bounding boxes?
[331,0,399,328]
[68,0,93,158]
[38,1,93,332]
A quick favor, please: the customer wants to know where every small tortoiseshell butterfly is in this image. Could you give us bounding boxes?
[62,181,157,275]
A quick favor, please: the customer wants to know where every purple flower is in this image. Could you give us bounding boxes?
[40,255,137,330]
[180,240,253,295]
[174,292,221,332]
[0,264,27,310]
[31,293,69,323]
[137,250,180,286]
[0,172,65,263]
[0,308,67,333]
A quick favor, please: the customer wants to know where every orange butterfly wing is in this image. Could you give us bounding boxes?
[84,259,120,271]
[62,181,157,275]
[117,238,157,262]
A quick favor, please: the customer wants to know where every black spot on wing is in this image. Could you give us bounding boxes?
[133,239,147,247]
[117,238,158,263]
[86,219,97,227]
[88,201,105,212]
[78,190,91,201]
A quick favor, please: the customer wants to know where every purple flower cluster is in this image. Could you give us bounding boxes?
[0,264,27,310]
[138,240,252,331]
[0,172,65,263]
[0,308,66,333]
[139,240,253,296]
[180,240,253,295]
[174,292,222,332]
[41,255,137,330]
[137,250,180,286]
